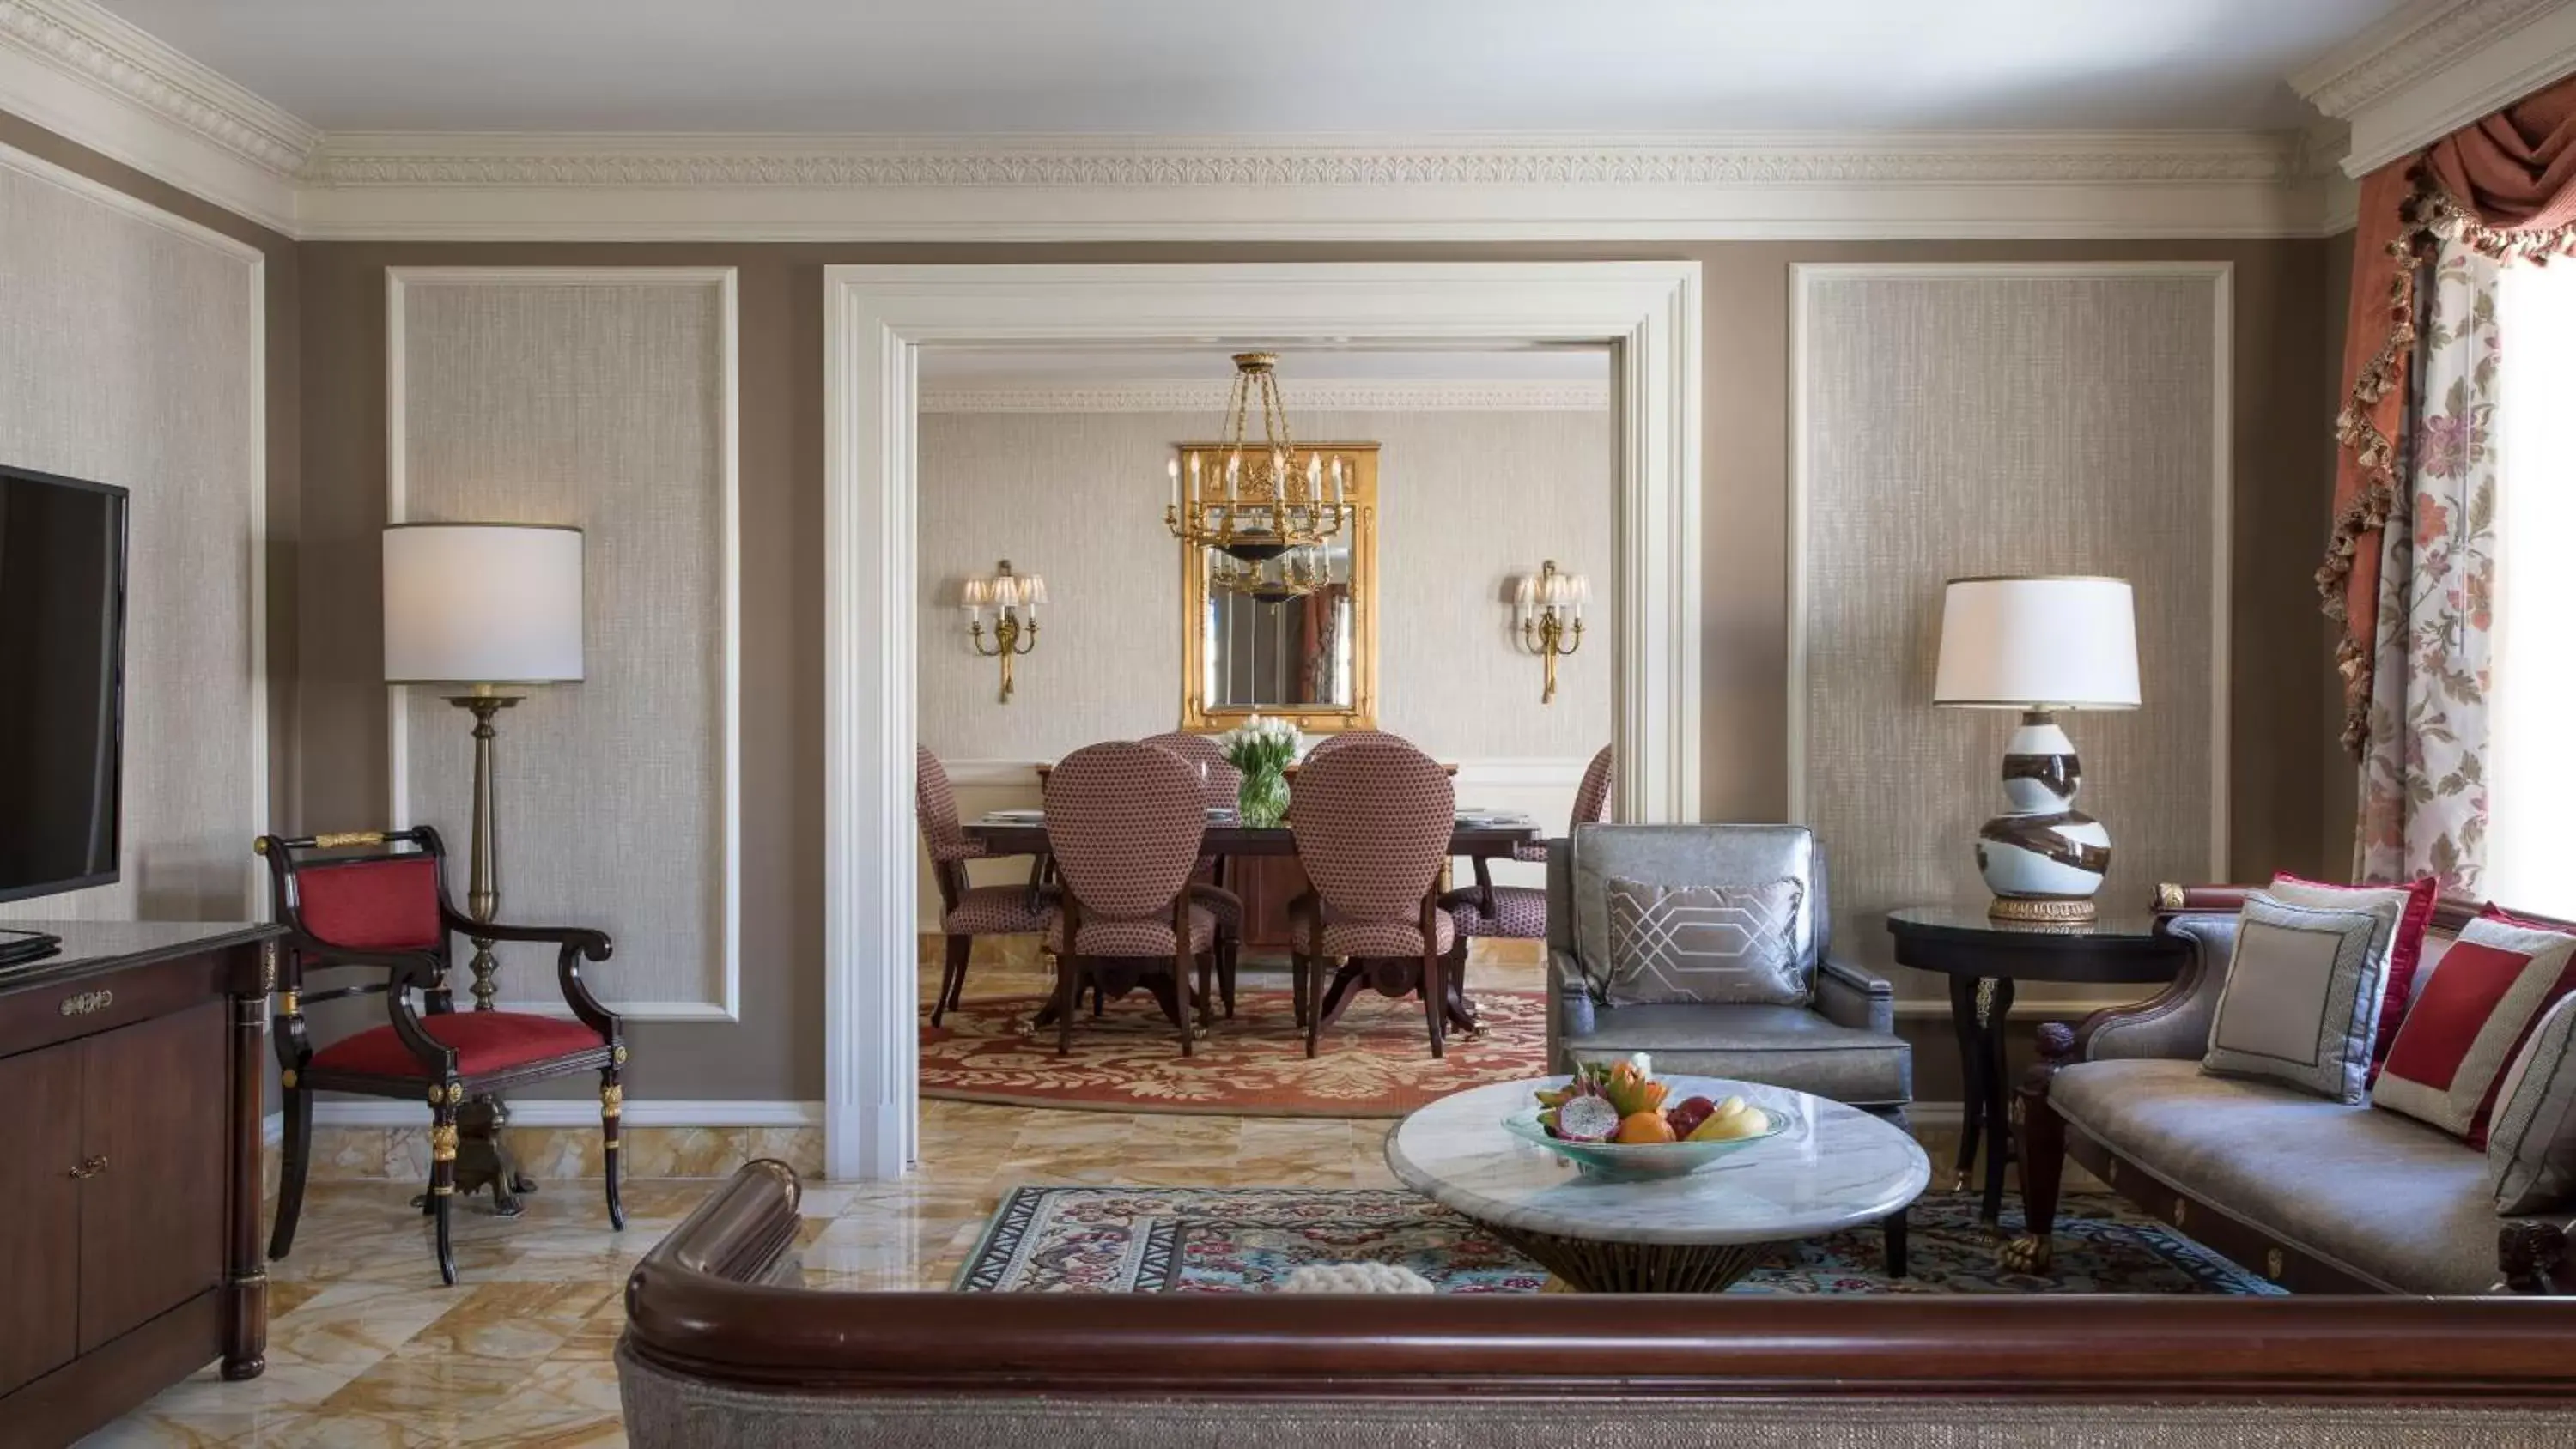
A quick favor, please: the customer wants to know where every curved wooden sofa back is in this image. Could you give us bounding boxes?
[615,1162,2576,1446]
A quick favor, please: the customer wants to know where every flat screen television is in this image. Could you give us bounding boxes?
[0,464,128,911]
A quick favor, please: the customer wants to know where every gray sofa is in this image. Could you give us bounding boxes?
[2020,905,2567,1294]
[1543,823,1912,1121]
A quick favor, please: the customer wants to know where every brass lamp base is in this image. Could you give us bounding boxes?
[1988,896,2099,924]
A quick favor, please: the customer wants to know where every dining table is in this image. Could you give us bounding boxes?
[960,812,1543,1033]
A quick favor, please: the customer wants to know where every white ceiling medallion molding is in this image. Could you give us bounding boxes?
[824,261,1699,1179]
[293,130,2324,241]
[2294,0,2576,176]
[920,379,1613,414]
[0,0,313,232]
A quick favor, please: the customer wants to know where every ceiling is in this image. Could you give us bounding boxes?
[94,0,2403,136]
[920,348,1610,385]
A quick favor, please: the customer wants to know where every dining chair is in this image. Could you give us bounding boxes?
[1303,728,1406,761]
[1141,730,1247,1016]
[1042,742,1242,1057]
[918,747,1053,1025]
[1444,743,1613,943]
[1288,739,1462,1058]
[257,827,622,1287]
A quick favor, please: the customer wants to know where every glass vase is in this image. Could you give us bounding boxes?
[1237,764,1290,828]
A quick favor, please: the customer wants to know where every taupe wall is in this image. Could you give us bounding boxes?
[918,407,1615,761]
[292,236,2341,1104]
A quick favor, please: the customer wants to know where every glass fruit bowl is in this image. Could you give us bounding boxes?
[1500,1104,1793,1181]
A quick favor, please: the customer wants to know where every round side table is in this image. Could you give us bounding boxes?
[1884,906,2188,1224]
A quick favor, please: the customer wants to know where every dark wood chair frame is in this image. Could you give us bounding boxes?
[257,826,624,1286]
[1049,884,1230,1058]
[1295,887,1469,1061]
[2014,888,2576,1294]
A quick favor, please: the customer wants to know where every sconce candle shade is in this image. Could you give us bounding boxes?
[382,523,586,684]
[1932,577,2139,711]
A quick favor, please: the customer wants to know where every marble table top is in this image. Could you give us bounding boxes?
[1384,1076,1931,1246]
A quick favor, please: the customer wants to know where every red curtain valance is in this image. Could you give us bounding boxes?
[2324,72,2576,756]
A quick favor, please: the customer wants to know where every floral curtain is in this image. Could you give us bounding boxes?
[2324,74,2576,760]
[2357,242,2500,894]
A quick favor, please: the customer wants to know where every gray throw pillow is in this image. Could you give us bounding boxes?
[2201,892,2386,1104]
[2488,993,2576,1214]
[1601,876,1807,1007]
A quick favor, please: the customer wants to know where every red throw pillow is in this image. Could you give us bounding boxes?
[2372,916,2576,1145]
[2274,872,2439,1064]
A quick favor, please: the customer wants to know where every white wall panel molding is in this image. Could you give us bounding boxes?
[922,379,1612,414]
[1789,262,2231,999]
[0,137,267,922]
[828,261,1698,1179]
[386,265,741,1022]
[2294,0,2576,175]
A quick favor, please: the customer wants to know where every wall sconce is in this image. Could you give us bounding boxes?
[963,560,1045,703]
[1514,560,1587,704]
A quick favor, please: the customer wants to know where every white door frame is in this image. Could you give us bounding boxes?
[822,262,1702,1179]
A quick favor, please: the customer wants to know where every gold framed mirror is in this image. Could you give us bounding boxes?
[1179,441,1379,732]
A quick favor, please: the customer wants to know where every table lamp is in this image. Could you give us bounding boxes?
[1931,576,2139,922]
[383,522,586,1008]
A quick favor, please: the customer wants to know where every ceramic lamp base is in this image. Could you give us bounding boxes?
[1973,710,2112,915]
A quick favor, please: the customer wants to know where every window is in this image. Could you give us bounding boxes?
[2486,261,2576,919]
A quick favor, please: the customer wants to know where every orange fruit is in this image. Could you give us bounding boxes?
[1614,1110,1677,1144]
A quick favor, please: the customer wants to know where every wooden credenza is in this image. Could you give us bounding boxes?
[0,920,280,1447]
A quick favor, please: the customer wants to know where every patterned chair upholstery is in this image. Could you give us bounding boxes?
[1288,739,1462,1058]
[1042,742,1242,1057]
[918,747,1051,1026]
[1303,728,1406,761]
[1546,823,1911,1114]
[1448,743,1613,939]
[1141,731,1246,1016]
[257,826,623,1287]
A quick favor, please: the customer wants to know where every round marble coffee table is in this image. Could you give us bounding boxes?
[1385,1076,1931,1292]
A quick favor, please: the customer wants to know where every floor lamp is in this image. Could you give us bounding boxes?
[383,521,586,1213]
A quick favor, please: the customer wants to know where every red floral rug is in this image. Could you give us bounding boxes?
[920,988,1548,1118]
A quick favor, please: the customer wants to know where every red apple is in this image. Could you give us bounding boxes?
[1664,1095,1718,1138]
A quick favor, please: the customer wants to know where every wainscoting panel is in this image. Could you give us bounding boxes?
[0,142,265,923]
[388,268,738,1019]
[1792,264,2228,1002]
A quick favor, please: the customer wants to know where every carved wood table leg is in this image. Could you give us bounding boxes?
[1998,1021,2076,1275]
[1976,976,2018,1223]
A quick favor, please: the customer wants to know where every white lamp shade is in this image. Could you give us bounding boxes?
[1932,576,2139,710]
[383,524,585,684]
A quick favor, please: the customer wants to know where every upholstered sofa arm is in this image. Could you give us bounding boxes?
[1815,954,1895,1035]
[1545,949,1595,1070]
[2078,912,2238,1063]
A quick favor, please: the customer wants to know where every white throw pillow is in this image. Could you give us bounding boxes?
[2201,892,2387,1104]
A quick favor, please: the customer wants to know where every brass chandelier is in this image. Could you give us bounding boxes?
[1165,353,1356,597]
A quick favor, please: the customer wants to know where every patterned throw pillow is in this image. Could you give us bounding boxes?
[2268,873,2437,1066]
[2372,917,2576,1143]
[1601,876,1807,1007]
[2201,892,2388,1104]
[2488,994,2576,1213]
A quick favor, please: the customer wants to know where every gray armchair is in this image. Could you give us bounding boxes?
[1545,824,1912,1125]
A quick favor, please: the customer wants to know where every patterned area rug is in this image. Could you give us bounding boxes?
[954,1186,2286,1294]
[920,989,1548,1118]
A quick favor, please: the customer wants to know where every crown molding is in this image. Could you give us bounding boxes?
[921,379,1611,414]
[2293,0,2576,175]
[0,0,313,229]
[304,129,2304,189]
[284,129,2330,240]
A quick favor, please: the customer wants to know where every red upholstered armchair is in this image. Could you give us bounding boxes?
[257,826,623,1286]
